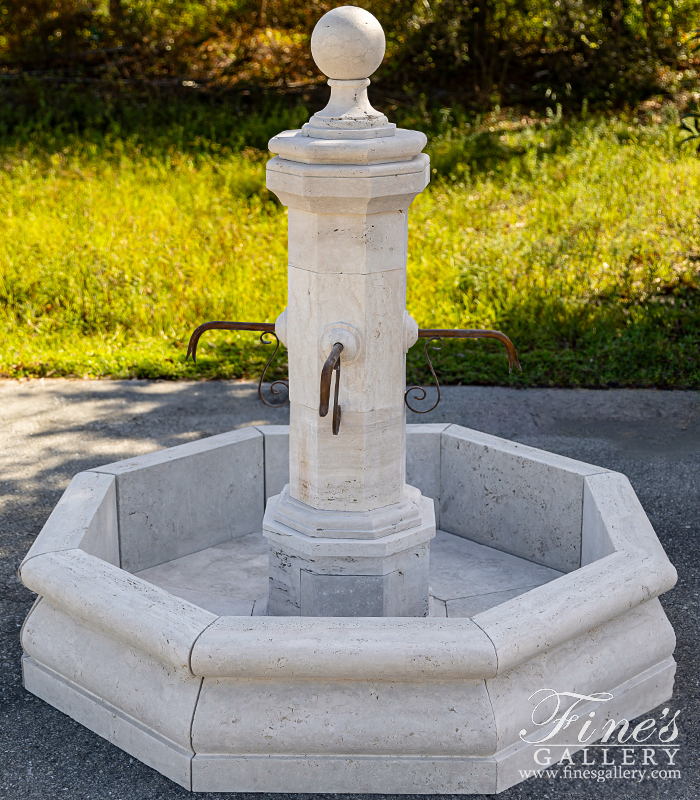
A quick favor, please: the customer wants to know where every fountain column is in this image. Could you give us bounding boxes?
[263,6,435,616]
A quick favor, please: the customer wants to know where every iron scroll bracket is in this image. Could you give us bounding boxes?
[186,320,289,408]
[405,328,522,414]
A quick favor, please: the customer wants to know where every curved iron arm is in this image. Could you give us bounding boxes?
[417,328,521,372]
[319,342,343,435]
[186,321,276,362]
[405,327,522,414]
[186,320,288,408]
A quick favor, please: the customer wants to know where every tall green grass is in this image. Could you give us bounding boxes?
[1,101,699,387]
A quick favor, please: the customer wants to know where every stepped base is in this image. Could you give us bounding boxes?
[263,488,436,617]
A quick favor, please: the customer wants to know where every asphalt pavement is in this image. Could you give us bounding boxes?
[1,379,698,800]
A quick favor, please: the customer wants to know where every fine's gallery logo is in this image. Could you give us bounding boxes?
[517,689,682,783]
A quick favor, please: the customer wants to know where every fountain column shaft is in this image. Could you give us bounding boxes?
[279,177,419,511]
[268,154,430,516]
[262,149,434,617]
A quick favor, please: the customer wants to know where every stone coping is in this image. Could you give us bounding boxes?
[268,128,427,165]
[18,424,677,680]
[267,153,429,178]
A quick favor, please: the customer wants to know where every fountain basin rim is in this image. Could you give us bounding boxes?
[19,425,676,679]
[20,544,674,680]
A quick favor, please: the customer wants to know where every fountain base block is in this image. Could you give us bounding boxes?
[264,489,435,616]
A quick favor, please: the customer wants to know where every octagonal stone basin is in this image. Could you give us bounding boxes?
[18,423,677,794]
[133,530,563,620]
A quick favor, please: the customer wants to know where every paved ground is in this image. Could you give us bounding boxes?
[1,379,698,800]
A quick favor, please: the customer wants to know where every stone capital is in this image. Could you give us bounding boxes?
[266,153,429,214]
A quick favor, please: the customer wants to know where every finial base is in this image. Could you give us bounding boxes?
[303,78,396,140]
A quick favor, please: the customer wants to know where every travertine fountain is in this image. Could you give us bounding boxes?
[19,6,677,794]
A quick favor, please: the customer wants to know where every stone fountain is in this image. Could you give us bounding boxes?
[19,6,677,795]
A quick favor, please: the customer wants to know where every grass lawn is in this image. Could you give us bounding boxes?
[1,98,699,387]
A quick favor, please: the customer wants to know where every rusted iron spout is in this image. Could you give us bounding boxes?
[319,342,343,435]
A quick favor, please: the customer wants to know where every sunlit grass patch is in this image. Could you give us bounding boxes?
[1,111,699,387]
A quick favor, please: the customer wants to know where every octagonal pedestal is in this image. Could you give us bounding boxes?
[19,423,677,794]
[264,488,435,617]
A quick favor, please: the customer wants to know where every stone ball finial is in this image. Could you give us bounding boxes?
[311,6,386,81]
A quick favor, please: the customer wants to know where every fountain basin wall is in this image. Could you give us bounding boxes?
[19,424,676,794]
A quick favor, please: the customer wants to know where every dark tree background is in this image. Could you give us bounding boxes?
[0,0,697,107]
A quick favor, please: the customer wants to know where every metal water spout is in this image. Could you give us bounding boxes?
[319,342,343,435]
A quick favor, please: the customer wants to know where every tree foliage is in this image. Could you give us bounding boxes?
[0,1,698,104]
